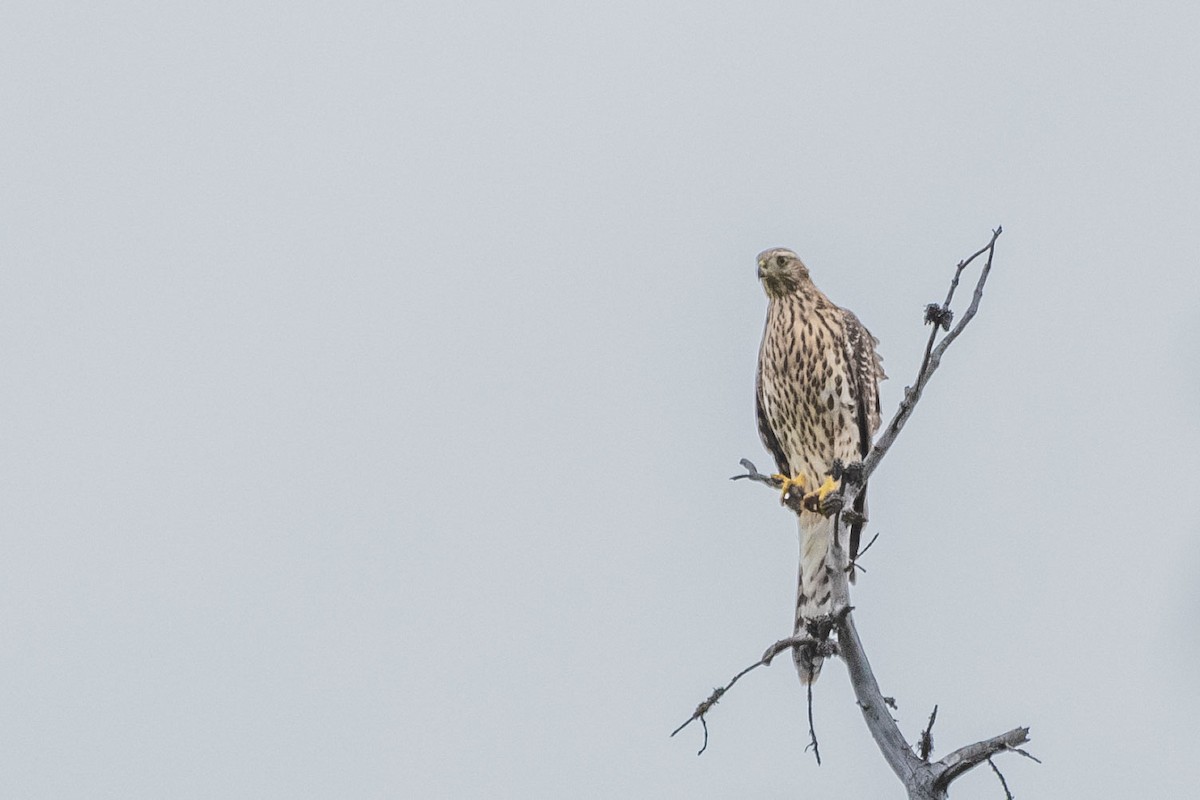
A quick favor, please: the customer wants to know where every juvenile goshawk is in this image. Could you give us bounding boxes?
[755,248,886,683]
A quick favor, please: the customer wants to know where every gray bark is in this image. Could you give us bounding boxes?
[826,508,1030,799]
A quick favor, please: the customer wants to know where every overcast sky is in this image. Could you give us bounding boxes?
[4,2,1200,798]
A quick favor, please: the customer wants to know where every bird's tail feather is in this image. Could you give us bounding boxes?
[793,511,835,684]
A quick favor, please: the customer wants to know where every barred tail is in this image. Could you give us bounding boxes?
[794,511,835,684]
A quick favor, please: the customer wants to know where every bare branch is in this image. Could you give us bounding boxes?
[918,705,938,761]
[805,680,821,765]
[828,230,1035,797]
[855,531,881,559]
[931,726,1031,789]
[670,634,823,754]
[857,226,1002,489]
[918,234,993,370]
[847,531,880,579]
[829,490,1035,798]
[987,758,1014,800]
[827,523,924,785]
[729,458,781,487]
[1005,743,1043,765]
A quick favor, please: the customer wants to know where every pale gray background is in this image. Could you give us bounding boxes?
[3,2,1199,798]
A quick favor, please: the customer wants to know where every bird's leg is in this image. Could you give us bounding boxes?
[771,473,806,504]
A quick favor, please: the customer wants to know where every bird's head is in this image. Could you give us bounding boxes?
[756,248,810,297]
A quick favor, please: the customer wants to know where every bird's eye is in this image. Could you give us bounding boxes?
[776,255,787,267]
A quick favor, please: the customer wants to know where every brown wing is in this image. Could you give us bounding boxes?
[840,309,885,574]
[841,310,883,456]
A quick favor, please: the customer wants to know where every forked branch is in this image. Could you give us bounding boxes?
[670,634,820,755]
[857,226,1002,488]
[830,228,1034,798]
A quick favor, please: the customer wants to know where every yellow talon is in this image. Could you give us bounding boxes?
[772,473,806,498]
[815,474,840,502]
[798,474,841,512]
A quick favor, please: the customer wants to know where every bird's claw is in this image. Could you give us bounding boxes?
[801,474,842,515]
[802,492,843,516]
[841,508,866,526]
[773,473,806,504]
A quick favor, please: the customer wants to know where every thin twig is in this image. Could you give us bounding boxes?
[918,705,938,761]
[855,532,881,558]
[729,457,782,487]
[671,635,819,753]
[1006,744,1042,765]
[987,758,1014,800]
[918,235,991,373]
[847,531,881,579]
[857,226,1002,489]
[805,680,821,765]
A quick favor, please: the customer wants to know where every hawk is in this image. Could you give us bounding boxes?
[755,248,886,683]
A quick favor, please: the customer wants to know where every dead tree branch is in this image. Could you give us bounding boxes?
[825,489,1032,798]
[987,758,1014,800]
[918,705,938,761]
[931,727,1033,789]
[829,228,1034,798]
[855,226,1002,488]
[670,634,817,754]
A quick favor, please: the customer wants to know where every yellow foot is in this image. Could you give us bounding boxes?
[802,475,841,513]
[815,474,840,502]
[771,473,806,502]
